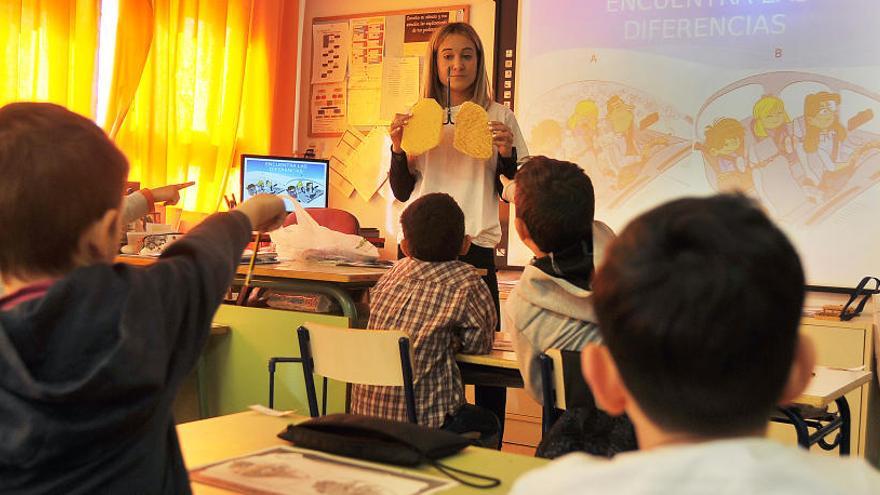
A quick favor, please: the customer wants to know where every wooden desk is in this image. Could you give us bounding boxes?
[774,367,872,456]
[117,256,387,324]
[456,350,523,389]
[456,350,518,370]
[178,411,548,494]
[457,350,874,456]
[235,261,388,325]
[795,367,872,408]
[240,260,388,284]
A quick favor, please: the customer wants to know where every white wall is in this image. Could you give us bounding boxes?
[295,1,496,258]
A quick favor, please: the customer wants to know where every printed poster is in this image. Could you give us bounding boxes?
[379,57,421,121]
[311,22,348,84]
[310,81,346,135]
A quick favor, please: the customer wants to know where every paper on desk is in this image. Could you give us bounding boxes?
[249,404,296,417]
[190,446,454,495]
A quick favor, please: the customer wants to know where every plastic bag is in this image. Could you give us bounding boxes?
[271,197,379,262]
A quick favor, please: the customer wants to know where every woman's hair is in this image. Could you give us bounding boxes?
[803,91,846,154]
[751,95,790,138]
[704,118,745,156]
[421,22,492,108]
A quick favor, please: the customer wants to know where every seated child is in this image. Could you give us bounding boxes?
[351,193,497,435]
[0,102,286,493]
[512,194,880,493]
[504,156,635,458]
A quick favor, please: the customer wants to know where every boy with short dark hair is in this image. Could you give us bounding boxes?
[505,156,634,458]
[506,156,604,401]
[0,102,285,494]
[512,194,880,493]
[351,192,496,431]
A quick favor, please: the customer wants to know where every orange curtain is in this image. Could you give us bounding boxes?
[113,0,298,214]
[0,0,100,116]
[103,0,154,137]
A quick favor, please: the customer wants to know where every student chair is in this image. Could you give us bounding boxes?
[297,322,417,423]
[284,208,360,235]
[538,349,596,435]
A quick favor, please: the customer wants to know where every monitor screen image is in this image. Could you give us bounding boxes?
[240,155,330,210]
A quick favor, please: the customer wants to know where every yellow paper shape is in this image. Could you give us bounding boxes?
[401,99,443,155]
[453,102,493,160]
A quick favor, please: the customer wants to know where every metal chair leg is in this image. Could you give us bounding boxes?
[835,396,852,456]
[779,406,810,449]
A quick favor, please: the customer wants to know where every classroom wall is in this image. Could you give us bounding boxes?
[295,0,497,259]
[267,0,302,156]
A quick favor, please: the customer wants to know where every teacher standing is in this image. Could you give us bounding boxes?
[388,22,528,322]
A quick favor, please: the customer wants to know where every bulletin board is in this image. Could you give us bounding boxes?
[309,6,469,138]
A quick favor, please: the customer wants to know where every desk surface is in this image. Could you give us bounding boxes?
[456,350,519,370]
[178,411,547,494]
[455,351,873,409]
[242,260,388,283]
[117,256,388,284]
[794,367,872,408]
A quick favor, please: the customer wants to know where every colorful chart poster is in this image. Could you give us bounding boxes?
[348,17,386,126]
[311,82,346,135]
[311,22,348,84]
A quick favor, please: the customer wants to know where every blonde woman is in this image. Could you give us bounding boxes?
[388,22,528,321]
[387,22,528,438]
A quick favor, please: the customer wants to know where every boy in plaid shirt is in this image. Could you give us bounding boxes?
[351,193,497,430]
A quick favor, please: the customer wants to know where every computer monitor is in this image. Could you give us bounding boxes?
[240,154,330,211]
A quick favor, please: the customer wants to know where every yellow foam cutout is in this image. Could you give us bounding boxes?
[453,102,493,160]
[401,99,443,155]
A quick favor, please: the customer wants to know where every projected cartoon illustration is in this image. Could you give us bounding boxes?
[513,0,880,284]
[695,72,880,225]
[524,81,692,208]
[246,178,326,205]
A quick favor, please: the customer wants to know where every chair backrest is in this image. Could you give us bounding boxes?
[297,322,417,422]
[592,220,615,268]
[284,208,360,235]
[539,349,596,435]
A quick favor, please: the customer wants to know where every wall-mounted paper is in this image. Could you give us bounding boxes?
[348,87,383,126]
[347,127,391,202]
[379,57,421,121]
[312,22,349,84]
[311,82,346,135]
[329,167,355,198]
